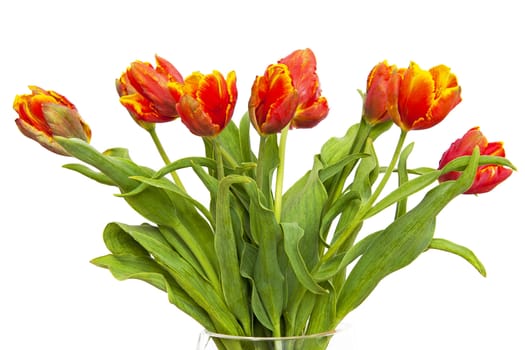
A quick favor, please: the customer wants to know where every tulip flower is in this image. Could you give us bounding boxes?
[363,60,396,125]
[14,86,91,156]
[169,70,237,137]
[438,127,513,194]
[278,48,329,128]
[248,63,299,135]
[118,55,183,123]
[387,62,462,131]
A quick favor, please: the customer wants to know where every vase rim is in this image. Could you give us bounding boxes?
[202,323,348,341]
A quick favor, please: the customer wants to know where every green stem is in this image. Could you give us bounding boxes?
[212,137,225,180]
[274,125,289,223]
[148,128,185,190]
[255,135,266,190]
[321,129,408,262]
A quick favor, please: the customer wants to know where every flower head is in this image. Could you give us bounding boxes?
[14,86,91,156]
[438,127,513,194]
[387,62,462,131]
[278,48,329,128]
[169,70,237,137]
[118,55,183,123]
[363,60,396,125]
[248,63,299,135]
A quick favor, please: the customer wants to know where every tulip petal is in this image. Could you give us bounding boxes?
[398,62,434,130]
[42,104,92,142]
[292,97,329,129]
[178,95,220,137]
[15,118,69,155]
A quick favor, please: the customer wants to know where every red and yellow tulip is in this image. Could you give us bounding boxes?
[14,86,91,156]
[169,70,237,137]
[278,48,329,129]
[248,63,299,135]
[363,61,396,125]
[438,127,513,194]
[249,48,328,135]
[117,55,183,123]
[387,62,462,131]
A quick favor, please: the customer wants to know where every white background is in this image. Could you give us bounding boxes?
[1,1,523,349]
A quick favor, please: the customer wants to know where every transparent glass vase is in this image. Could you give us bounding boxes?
[196,326,349,350]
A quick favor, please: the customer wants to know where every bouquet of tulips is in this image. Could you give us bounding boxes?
[13,48,515,349]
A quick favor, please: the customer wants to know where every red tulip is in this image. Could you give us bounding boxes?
[363,61,396,125]
[387,62,461,131]
[438,127,513,194]
[278,48,329,128]
[118,55,183,123]
[14,86,91,156]
[169,70,237,137]
[248,63,299,135]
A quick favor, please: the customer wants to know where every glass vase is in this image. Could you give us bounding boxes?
[196,326,349,350]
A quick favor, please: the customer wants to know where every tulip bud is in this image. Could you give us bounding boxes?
[363,60,396,125]
[14,86,91,156]
[438,127,513,194]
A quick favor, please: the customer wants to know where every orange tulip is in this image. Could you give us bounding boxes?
[387,62,461,131]
[248,63,299,135]
[118,55,183,123]
[438,127,513,194]
[363,60,396,125]
[169,70,237,137]
[278,48,329,128]
[14,86,91,156]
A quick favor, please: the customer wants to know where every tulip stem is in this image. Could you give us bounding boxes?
[212,138,225,180]
[148,128,185,190]
[274,125,289,223]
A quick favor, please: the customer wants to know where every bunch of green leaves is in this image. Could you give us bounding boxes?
[56,109,514,350]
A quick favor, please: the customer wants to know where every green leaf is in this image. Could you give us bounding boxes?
[429,238,486,276]
[91,254,216,332]
[255,134,279,207]
[115,222,244,335]
[395,142,414,218]
[320,123,359,166]
[307,282,337,334]
[282,222,327,294]
[102,222,150,257]
[336,148,482,320]
[244,180,285,332]
[56,137,179,227]
[282,157,328,266]
[128,175,213,225]
[62,163,116,186]
[239,243,274,330]
[364,170,441,219]
[215,175,252,333]
[313,230,382,282]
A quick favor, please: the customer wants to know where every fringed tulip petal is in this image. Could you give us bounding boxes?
[364,61,396,125]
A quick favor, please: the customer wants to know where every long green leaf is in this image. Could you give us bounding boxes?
[244,181,285,333]
[282,222,327,294]
[336,148,482,320]
[215,175,252,333]
[429,238,486,276]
